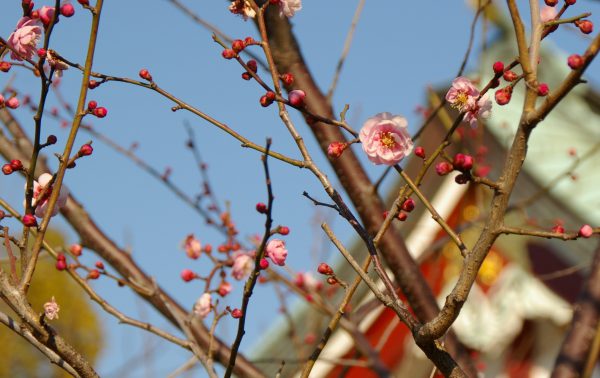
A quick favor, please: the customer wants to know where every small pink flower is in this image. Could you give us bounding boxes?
[228,0,256,20]
[25,173,69,218]
[266,239,288,266]
[6,97,20,109]
[279,0,302,18]
[446,77,479,112]
[193,293,212,319]
[359,112,413,166]
[43,296,60,320]
[231,252,254,280]
[7,17,42,61]
[181,234,202,259]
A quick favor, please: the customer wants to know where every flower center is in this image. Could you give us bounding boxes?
[379,132,396,149]
[452,91,469,111]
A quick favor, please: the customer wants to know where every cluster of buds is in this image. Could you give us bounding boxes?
[2,159,24,175]
[0,95,20,109]
[222,37,256,60]
[87,100,107,118]
[242,59,258,80]
[260,91,276,107]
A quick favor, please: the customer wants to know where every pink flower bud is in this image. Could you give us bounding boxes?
[246,59,258,72]
[317,262,334,275]
[95,261,104,270]
[60,3,75,17]
[266,239,288,266]
[79,144,93,156]
[495,87,512,105]
[23,214,37,227]
[401,198,415,212]
[503,70,518,82]
[70,243,83,256]
[435,161,453,176]
[552,224,564,233]
[88,269,100,279]
[55,259,67,271]
[397,212,408,221]
[93,107,107,118]
[576,20,593,34]
[288,90,306,107]
[256,202,267,213]
[537,83,549,96]
[567,54,583,69]
[414,146,426,159]
[139,68,152,81]
[217,281,232,297]
[259,258,269,270]
[180,269,196,282]
[231,308,243,318]
[281,73,294,86]
[578,224,593,238]
[6,97,20,109]
[492,61,504,74]
[327,142,347,158]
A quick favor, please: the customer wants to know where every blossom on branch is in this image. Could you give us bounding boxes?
[25,173,69,218]
[228,0,256,20]
[232,252,254,280]
[446,77,492,127]
[7,17,42,61]
[193,293,212,319]
[266,239,288,266]
[359,112,413,166]
[43,297,60,320]
[181,234,202,259]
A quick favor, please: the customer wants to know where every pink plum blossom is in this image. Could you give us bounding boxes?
[7,17,42,61]
[279,0,302,18]
[25,173,69,218]
[217,281,232,297]
[446,77,492,127]
[193,293,212,319]
[266,239,288,266]
[181,234,202,259]
[43,297,60,320]
[231,252,254,280]
[359,112,413,166]
[6,97,20,109]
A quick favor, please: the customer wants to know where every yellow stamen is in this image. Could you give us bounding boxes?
[380,132,396,149]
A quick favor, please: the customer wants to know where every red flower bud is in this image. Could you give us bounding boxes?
[317,262,334,275]
[503,70,518,82]
[221,49,236,59]
[414,146,426,159]
[401,198,415,212]
[545,0,558,6]
[181,269,196,282]
[56,259,67,271]
[579,224,593,238]
[281,73,294,86]
[537,83,549,97]
[231,308,243,318]
[22,214,37,227]
[139,69,152,81]
[10,159,23,171]
[93,107,107,118]
[259,95,273,107]
[46,135,57,145]
[327,142,347,158]
[278,226,290,235]
[397,212,408,221]
[60,3,75,17]
[231,39,245,53]
[0,61,11,72]
[266,91,276,101]
[88,270,100,279]
[435,161,453,176]
[88,80,99,89]
[567,54,583,69]
[241,72,252,80]
[288,90,305,107]
[576,20,593,34]
[259,258,269,270]
[495,87,512,105]
[95,261,105,270]
[2,164,13,175]
[87,100,97,110]
[70,244,83,256]
[492,61,504,74]
[247,60,258,72]
[79,144,93,156]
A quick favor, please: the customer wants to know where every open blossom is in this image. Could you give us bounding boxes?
[266,239,288,266]
[7,17,42,61]
[359,113,413,166]
[193,293,212,319]
[43,297,60,320]
[181,234,202,259]
[279,0,302,18]
[231,252,254,280]
[25,173,69,218]
[228,0,256,20]
[446,77,492,127]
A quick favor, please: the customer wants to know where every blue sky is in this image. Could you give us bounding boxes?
[1,1,599,377]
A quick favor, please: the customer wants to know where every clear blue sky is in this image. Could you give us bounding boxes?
[1,1,599,377]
